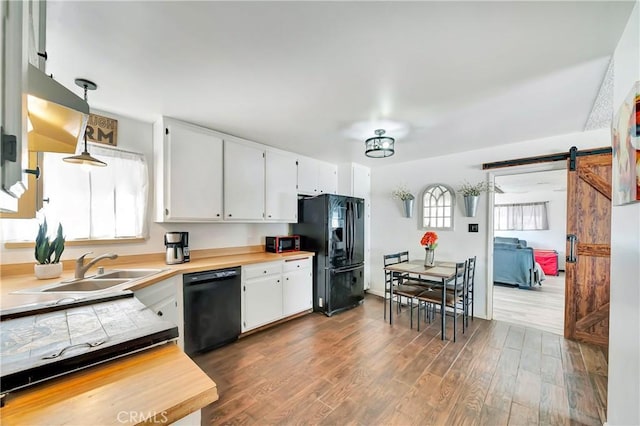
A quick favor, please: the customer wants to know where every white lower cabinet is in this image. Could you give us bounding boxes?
[241,257,312,332]
[133,275,184,350]
[244,275,283,331]
[283,257,312,316]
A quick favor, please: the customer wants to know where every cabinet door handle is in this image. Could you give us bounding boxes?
[165,208,169,216]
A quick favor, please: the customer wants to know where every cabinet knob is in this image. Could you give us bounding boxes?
[268,215,272,218]
[157,311,163,317]
[165,208,169,216]
[264,270,267,274]
[216,213,220,217]
[228,214,232,217]
[277,280,280,283]
[286,277,289,280]
[297,265,300,268]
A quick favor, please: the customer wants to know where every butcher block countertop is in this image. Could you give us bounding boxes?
[0,247,314,424]
[0,343,218,425]
[0,248,315,310]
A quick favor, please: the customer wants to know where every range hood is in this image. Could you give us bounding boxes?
[27,64,89,153]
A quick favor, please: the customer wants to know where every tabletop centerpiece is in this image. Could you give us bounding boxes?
[34,219,65,279]
[421,231,438,267]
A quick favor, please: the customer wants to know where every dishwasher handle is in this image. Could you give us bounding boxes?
[184,267,240,285]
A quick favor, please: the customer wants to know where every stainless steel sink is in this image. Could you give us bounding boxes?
[97,269,163,279]
[42,278,129,292]
[13,268,166,294]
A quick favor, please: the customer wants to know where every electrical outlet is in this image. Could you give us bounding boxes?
[468,223,479,232]
[319,297,323,307]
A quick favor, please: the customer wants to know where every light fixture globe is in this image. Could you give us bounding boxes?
[365,129,395,158]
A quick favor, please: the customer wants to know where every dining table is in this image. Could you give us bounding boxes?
[383,260,458,340]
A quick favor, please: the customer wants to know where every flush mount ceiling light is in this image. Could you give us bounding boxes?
[365,129,395,158]
[63,78,106,167]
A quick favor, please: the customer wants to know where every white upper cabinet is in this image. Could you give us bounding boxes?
[154,118,223,222]
[297,155,337,196]
[265,149,297,222]
[0,0,29,212]
[224,139,265,221]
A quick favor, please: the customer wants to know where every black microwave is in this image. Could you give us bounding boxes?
[266,235,301,253]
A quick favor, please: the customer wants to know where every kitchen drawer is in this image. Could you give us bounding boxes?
[283,256,311,272]
[243,261,282,280]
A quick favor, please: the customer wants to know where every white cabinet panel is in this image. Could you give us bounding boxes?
[265,150,297,222]
[317,161,337,195]
[283,268,312,316]
[243,275,283,330]
[297,156,318,195]
[1,0,29,210]
[224,140,265,221]
[297,155,337,196]
[154,118,223,222]
[134,275,183,349]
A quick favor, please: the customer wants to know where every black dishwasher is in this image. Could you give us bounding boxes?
[183,267,241,355]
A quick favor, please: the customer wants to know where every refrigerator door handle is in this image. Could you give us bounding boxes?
[331,264,363,274]
[345,201,351,260]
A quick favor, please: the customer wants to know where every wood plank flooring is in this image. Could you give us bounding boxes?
[193,294,607,425]
[493,273,565,336]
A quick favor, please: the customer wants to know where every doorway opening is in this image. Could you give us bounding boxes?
[491,168,567,335]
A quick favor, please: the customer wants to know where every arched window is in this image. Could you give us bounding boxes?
[422,184,455,230]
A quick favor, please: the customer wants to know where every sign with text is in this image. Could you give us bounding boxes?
[86,113,118,147]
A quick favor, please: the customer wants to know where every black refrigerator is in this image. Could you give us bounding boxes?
[292,194,365,316]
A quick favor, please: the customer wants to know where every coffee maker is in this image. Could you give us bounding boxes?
[164,232,190,264]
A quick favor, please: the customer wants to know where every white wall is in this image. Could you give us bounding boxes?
[0,110,288,264]
[607,2,640,425]
[370,128,609,319]
[495,189,567,270]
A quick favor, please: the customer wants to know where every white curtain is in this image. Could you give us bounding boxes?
[1,146,148,241]
[494,202,549,231]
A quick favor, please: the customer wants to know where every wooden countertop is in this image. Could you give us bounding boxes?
[0,249,313,424]
[0,343,218,425]
[0,250,315,310]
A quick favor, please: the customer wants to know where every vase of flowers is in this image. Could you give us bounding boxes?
[392,185,415,218]
[34,220,65,280]
[421,231,438,267]
[457,181,492,217]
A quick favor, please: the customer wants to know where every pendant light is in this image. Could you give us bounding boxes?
[63,79,106,167]
[364,129,395,158]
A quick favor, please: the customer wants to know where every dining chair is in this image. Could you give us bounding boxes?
[465,256,477,327]
[383,251,409,320]
[415,261,467,341]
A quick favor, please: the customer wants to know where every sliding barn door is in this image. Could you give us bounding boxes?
[565,152,612,347]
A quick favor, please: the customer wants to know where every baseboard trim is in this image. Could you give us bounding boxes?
[366,289,385,298]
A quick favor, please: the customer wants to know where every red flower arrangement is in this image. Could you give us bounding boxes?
[421,231,438,250]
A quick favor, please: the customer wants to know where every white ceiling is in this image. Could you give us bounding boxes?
[496,169,567,193]
[45,1,634,167]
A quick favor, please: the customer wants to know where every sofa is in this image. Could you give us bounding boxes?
[493,237,543,287]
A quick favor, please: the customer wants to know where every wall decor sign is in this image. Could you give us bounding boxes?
[611,81,639,206]
[86,113,118,147]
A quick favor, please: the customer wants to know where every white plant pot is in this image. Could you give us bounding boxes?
[34,263,63,280]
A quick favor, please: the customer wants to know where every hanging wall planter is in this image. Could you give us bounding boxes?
[402,199,414,218]
[463,195,479,217]
[392,185,415,219]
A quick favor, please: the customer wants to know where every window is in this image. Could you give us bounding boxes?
[494,202,549,231]
[422,184,455,230]
[2,144,148,241]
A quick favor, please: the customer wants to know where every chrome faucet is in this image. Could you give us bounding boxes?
[75,252,118,279]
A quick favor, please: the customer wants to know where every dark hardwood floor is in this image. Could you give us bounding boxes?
[193,295,608,425]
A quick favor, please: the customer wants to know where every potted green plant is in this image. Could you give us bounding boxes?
[392,185,415,218]
[34,220,65,279]
[457,181,492,217]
